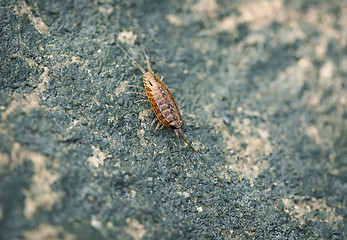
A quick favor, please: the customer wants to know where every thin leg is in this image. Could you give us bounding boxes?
[126,92,147,96]
[134,99,150,103]
[159,125,165,129]
[145,108,153,113]
[128,84,146,91]
[160,73,166,82]
[151,117,158,126]
[143,50,152,73]
[174,129,183,170]
[155,122,161,131]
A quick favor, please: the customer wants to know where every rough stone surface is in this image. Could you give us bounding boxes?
[1,0,346,239]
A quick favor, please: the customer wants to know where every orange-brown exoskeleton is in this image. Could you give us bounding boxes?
[116,41,220,182]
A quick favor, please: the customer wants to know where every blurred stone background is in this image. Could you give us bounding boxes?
[0,0,346,239]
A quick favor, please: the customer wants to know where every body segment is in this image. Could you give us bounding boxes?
[143,72,183,129]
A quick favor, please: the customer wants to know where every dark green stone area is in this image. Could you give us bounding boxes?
[0,9,20,57]
[1,57,32,90]
[9,109,70,157]
[0,0,346,239]
[0,161,34,240]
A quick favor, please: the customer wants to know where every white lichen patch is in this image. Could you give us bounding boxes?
[24,160,61,218]
[130,189,137,198]
[1,67,50,121]
[217,0,284,32]
[91,215,103,230]
[88,146,108,168]
[137,128,147,147]
[125,218,146,240]
[238,0,284,30]
[24,224,75,240]
[166,14,183,27]
[14,0,49,35]
[138,109,153,132]
[272,59,312,98]
[97,2,114,15]
[282,196,343,225]
[177,191,191,198]
[0,152,9,171]
[304,125,322,146]
[196,206,203,212]
[115,80,129,97]
[204,104,272,185]
[213,0,345,50]
[192,0,219,19]
[117,31,137,46]
[9,143,62,219]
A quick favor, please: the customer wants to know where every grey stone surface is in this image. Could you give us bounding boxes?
[0,0,346,239]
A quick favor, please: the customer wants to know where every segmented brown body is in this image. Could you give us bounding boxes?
[116,41,221,182]
[143,72,183,130]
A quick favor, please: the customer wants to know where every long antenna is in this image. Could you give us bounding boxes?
[115,40,146,74]
[174,129,222,183]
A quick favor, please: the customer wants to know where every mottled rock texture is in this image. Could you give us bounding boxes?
[1,0,346,239]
